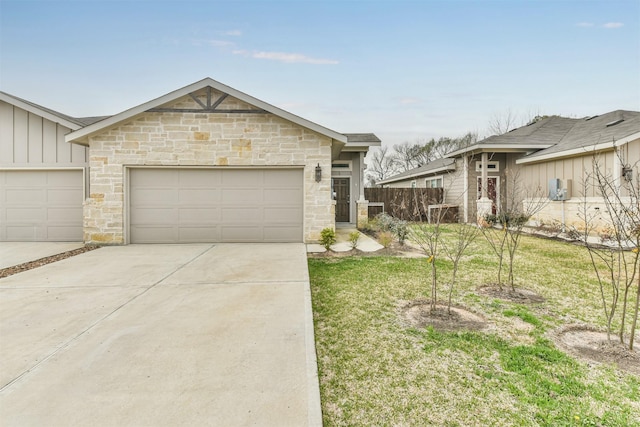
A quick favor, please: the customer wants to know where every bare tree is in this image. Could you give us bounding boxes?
[393,142,425,172]
[480,168,548,291]
[410,160,477,314]
[441,222,480,312]
[578,147,639,350]
[487,108,521,135]
[366,146,398,187]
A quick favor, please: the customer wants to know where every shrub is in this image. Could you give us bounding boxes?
[391,219,409,245]
[374,213,408,245]
[374,212,395,232]
[348,231,360,250]
[320,227,336,250]
[378,231,394,248]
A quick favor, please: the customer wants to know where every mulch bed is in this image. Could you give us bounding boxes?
[0,245,101,279]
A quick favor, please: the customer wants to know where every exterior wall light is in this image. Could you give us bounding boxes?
[623,166,633,182]
[315,163,322,182]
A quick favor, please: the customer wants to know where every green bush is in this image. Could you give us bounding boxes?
[377,231,394,248]
[320,227,336,250]
[348,231,360,249]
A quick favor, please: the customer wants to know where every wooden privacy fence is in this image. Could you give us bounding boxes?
[364,188,445,222]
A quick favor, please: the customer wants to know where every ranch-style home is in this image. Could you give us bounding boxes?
[378,110,640,230]
[0,78,380,244]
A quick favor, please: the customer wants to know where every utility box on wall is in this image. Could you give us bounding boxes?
[548,178,572,201]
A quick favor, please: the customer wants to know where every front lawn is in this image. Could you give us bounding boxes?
[308,232,640,426]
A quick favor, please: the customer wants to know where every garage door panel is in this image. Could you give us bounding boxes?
[47,226,82,241]
[131,208,177,224]
[6,189,44,204]
[264,207,302,223]
[6,208,44,222]
[264,169,299,185]
[6,227,37,241]
[47,170,81,185]
[5,172,45,185]
[179,170,221,186]
[179,189,220,203]
[221,226,262,242]
[134,169,178,186]
[221,207,261,222]
[221,170,262,186]
[179,208,220,223]
[131,188,178,204]
[221,188,262,203]
[48,189,82,204]
[178,227,220,242]
[129,168,303,243]
[47,208,82,222]
[263,188,301,204]
[263,226,302,242]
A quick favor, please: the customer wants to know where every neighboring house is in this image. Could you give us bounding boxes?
[378,110,640,230]
[0,92,104,241]
[1,78,380,244]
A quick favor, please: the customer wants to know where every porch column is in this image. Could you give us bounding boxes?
[477,152,493,223]
[463,155,469,223]
[356,152,369,228]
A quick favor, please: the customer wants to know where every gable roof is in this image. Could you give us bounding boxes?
[377,157,456,185]
[446,116,577,158]
[0,91,85,130]
[518,110,640,163]
[342,133,382,151]
[65,77,349,147]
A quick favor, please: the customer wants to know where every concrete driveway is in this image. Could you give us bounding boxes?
[0,244,321,427]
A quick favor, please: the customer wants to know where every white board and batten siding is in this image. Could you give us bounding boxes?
[0,100,87,241]
[128,168,304,243]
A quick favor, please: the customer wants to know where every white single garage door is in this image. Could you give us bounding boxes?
[129,168,303,243]
[0,170,84,241]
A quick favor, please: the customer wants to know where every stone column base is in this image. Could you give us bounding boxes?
[356,200,369,229]
[476,197,493,224]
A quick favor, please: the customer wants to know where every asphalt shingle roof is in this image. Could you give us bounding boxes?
[525,110,640,159]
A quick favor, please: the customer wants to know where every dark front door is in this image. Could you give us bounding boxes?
[333,178,350,222]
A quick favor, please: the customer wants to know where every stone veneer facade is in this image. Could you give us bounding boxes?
[83,90,334,244]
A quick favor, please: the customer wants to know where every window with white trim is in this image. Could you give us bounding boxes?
[425,176,443,188]
[411,180,417,188]
[332,161,352,171]
[475,161,499,172]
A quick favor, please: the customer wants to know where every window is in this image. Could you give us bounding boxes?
[475,161,499,172]
[332,161,352,171]
[425,176,443,188]
[411,180,417,188]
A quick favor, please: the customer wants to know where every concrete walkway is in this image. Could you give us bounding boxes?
[0,242,84,269]
[0,244,321,427]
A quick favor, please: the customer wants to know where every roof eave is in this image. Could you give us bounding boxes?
[517,131,640,165]
[447,143,554,158]
[377,164,456,185]
[0,92,82,130]
[341,141,382,152]
[66,77,348,145]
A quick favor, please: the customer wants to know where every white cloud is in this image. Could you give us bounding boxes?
[220,30,242,36]
[602,22,624,29]
[233,50,338,65]
[398,97,421,105]
[575,22,594,27]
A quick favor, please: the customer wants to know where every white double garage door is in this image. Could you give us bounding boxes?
[0,168,303,243]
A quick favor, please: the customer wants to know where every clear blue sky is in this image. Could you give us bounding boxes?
[1,0,638,146]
